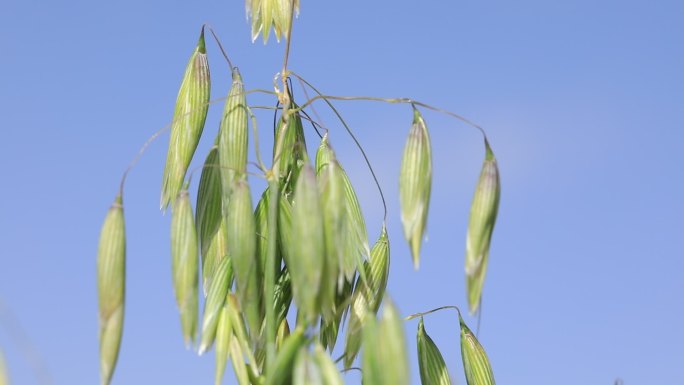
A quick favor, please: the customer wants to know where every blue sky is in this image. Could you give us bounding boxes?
[1,0,683,384]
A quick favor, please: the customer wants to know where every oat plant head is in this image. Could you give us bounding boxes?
[95,1,501,384]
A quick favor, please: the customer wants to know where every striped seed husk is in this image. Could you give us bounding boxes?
[293,345,323,385]
[170,186,199,347]
[225,295,260,384]
[313,343,345,385]
[255,187,284,280]
[316,135,366,284]
[293,342,344,385]
[344,224,390,368]
[203,218,230,296]
[160,27,210,210]
[246,0,300,42]
[199,256,233,354]
[362,299,409,385]
[319,275,355,352]
[379,299,409,385]
[459,313,496,385]
[195,144,224,294]
[317,158,346,321]
[214,294,233,385]
[273,266,293,328]
[229,337,250,385]
[287,164,325,325]
[361,310,381,385]
[225,178,262,343]
[214,294,253,385]
[275,318,290,350]
[273,98,307,198]
[399,107,432,269]
[277,193,292,267]
[218,67,249,207]
[465,139,500,315]
[97,195,125,385]
[264,327,306,385]
[254,188,270,272]
[417,318,452,385]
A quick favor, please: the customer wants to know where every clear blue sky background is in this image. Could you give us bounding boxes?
[1,0,683,384]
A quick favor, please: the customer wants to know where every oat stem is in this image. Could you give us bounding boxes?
[118,89,275,196]
[290,89,489,140]
[405,306,462,321]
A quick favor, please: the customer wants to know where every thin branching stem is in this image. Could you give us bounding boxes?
[405,305,462,321]
[296,76,326,135]
[341,367,363,374]
[290,72,388,222]
[246,105,267,172]
[186,159,265,186]
[290,90,490,140]
[281,0,297,82]
[117,89,274,196]
[298,110,326,138]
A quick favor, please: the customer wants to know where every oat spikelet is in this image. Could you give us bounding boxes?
[170,185,199,347]
[160,27,211,210]
[399,107,432,269]
[246,0,301,43]
[417,318,452,385]
[459,312,496,385]
[97,195,126,385]
[465,139,500,315]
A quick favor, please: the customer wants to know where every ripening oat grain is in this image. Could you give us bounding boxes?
[195,145,223,294]
[99,3,505,382]
[218,68,249,204]
[465,139,500,315]
[313,343,344,385]
[199,256,233,354]
[418,318,452,385]
[293,345,321,384]
[316,135,367,282]
[97,195,125,385]
[225,178,262,341]
[214,294,233,385]
[264,327,306,385]
[399,107,432,269]
[246,0,300,42]
[460,312,496,385]
[317,155,347,321]
[273,99,307,197]
[272,266,292,330]
[344,224,390,368]
[225,295,259,385]
[287,164,325,324]
[170,186,199,347]
[160,28,211,210]
[362,299,409,385]
[254,188,271,273]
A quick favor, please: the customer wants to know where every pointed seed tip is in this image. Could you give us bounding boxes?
[198,344,207,355]
[197,27,207,53]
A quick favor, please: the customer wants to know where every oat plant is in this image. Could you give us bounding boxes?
[96,1,501,384]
